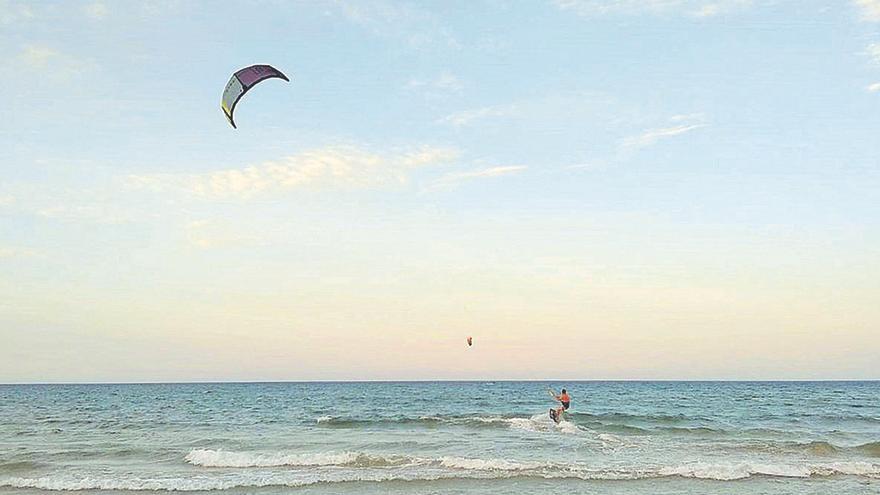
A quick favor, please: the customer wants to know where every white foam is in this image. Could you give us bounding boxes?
[0,471,456,491]
[417,413,581,434]
[509,413,582,434]
[184,449,409,468]
[556,419,580,434]
[466,416,510,424]
[447,415,539,432]
[0,475,272,491]
[813,461,880,477]
[505,417,544,432]
[658,461,880,481]
[5,454,876,492]
[659,462,800,481]
[3,460,878,492]
[597,433,623,446]
[438,456,544,471]
[490,413,561,433]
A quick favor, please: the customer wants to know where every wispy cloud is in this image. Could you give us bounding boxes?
[406,72,463,93]
[867,43,880,64]
[554,0,753,18]
[691,1,752,17]
[436,91,613,130]
[427,165,527,191]
[620,124,707,151]
[406,72,463,100]
[669,112,706,123]
[567,114,708,171]
[331,0,460,50]
[0,245,37,259]
[18,45,59,69]
[0,180,141,225]
[34,203,135,224]
[436,104,519,128]
[128,145,459,200]
[84,2,109,20]
[855,0,880,21]
[619,115,708,152]
[185,220,258,250]
[867,82,880,93]
[13,44,95,80]
[0,0,35,24]
[565,160,610,171]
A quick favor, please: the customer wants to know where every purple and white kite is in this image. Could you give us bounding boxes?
[221,65,289,129]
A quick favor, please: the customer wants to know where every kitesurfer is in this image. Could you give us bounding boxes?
[552,389,571,421]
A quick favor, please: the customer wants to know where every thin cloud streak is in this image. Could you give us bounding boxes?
[435,105,518,128]
[619,123,707,151]
[867,43,880,63]
[331,0,461,50]
[84,2,109,19]
[127,145,459,200]
[10,44,96,81]
[553,0,753,18]
[0,246,38,259]
[0,0,35,24]
[855,0,880,22]
[566,114,708,171]
[406,72,462,93]
[427,165,527,191]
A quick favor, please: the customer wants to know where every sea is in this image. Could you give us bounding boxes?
[0,381,878,495]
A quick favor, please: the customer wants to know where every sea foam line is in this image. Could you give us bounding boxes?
[3,456,877,491]
[312,413,584,437]
[183,449,880,479]
[3,463,879,492]
[185,449,413,468]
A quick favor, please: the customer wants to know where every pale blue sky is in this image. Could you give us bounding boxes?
[1,1,879,382]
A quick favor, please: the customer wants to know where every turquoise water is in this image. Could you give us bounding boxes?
[0,382,878,494]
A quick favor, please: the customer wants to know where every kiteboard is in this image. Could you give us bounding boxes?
[548,387,561,423]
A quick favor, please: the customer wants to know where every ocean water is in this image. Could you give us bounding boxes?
[0,382,878,495]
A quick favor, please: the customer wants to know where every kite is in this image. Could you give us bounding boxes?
[221,64,289,128]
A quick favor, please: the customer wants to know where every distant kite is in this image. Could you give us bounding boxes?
[221,64,289,128]
[467,336,473,347]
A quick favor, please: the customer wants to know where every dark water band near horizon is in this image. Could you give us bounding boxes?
[1,381,878,494]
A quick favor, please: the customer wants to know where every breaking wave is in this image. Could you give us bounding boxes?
[309,412,878,441]
[2,457,878,491]
[313,412,581,434]
[855,441,880,457]
[185,449,412,468]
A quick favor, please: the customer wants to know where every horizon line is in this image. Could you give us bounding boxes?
[2,378,878,386]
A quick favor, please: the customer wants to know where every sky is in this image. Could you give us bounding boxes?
[1,0,879,383]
